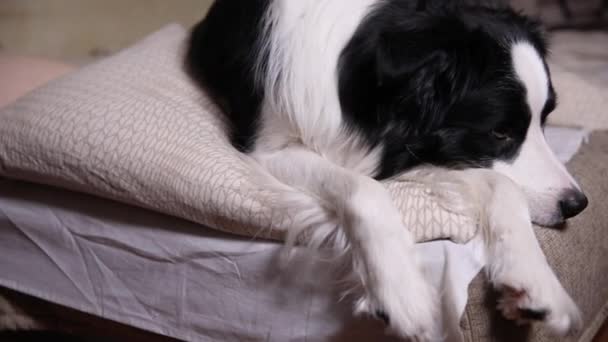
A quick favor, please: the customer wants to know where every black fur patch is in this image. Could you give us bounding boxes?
[519,308,549,321]
[186,0,271,152]
[375,310,391,325]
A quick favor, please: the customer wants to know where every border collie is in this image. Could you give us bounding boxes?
[187,0,588,339]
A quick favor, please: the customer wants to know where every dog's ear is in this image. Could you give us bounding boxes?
[373,30,456,130]
[375,31,449,89]
[374,20,493,92]
[416,0,427,11]
[373,21,493,128]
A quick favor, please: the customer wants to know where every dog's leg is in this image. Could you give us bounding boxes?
[253,146,439,341]
[462,170,582,335]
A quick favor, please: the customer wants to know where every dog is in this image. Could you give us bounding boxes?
[187,0,588,339]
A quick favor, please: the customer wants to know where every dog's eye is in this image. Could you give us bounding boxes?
[491,130,510,141]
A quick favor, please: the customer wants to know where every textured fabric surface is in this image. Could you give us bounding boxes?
[550,31,608,87]
[461,131,608,342]
[549,63,608,130]
[548,31,608,130]
[0,24,480,244]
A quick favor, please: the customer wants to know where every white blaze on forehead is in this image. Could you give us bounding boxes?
[512,42,548,119]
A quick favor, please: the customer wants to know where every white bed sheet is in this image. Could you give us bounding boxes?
[0,127,587,342]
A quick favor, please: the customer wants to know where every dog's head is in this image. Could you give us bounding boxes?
[339,3,587,225]
[488,42,587,226]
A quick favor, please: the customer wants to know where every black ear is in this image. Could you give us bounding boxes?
[416,0,427,11]
[375,31,449,90]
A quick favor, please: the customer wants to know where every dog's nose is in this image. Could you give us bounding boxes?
[559,189,588,219]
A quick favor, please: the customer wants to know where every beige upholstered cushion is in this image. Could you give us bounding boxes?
[0,24,477,244]
[549,64,608,130]
[462,131,608,342]
[548,31,608,130]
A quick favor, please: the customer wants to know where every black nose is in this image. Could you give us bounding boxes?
[559,189,588,219]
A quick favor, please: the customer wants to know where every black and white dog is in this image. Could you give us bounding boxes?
[187,0,588,339]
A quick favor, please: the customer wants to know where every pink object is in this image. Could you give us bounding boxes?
[0,54,74,108]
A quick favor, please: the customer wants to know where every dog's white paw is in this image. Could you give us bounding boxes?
[494,266,582,335]
[344,180,441,340]
[353,251,441,341]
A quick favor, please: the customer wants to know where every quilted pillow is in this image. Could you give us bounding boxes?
[0,24,476,243]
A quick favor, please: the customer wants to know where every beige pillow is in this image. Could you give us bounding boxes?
[0,24,476,243]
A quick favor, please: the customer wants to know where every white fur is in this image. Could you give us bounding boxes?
[256,0,380,165]
[246,4,581,339]
[492,42,582,225]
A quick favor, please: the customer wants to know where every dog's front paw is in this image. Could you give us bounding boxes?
[495,269,582,336]
[353,257,441,341]
[354,281,440,341]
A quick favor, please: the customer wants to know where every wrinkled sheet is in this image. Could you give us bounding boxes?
[0,127,587,341]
